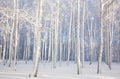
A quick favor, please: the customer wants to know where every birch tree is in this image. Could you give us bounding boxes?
[8,0,16,67]
[90,17,94,65]
[53,0,60,68]
[97,0,115,74]
[30,0,43,77]
[81,0,86,67]
[97,0,104,74]
[3,34,6,65]
[14,0,19,70]
[77,0,81,75]
[67,0,73,64]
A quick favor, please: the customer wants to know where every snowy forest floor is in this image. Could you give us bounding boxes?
[0,61,120,79]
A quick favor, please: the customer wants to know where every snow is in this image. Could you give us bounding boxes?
[0,61,120,79]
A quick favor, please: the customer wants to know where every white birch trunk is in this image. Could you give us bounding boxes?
[48,18,52,62]
[97,0,104,74]
[8,0,16,67]
[14,0,19,70]
[3,35,6,65]
[90,18,93,65]
[109,3,114,70]
[81,0,86,67]
[67,0,73,63]
[77,0,81,75]
[53,0,59,68]
[31,0,43,77]
[59,19,62,65]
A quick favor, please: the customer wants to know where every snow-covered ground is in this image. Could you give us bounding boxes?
[0,61,120,79]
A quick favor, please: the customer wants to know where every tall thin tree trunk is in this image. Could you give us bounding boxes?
[59,19,62,65]
[117,22,120,63]
[14,0,19,70]
[8,0,16,67]
[32,0,43,77]
[105,5,109,64]
[109,3,114,70]
[51,13,55,66]
[90,18,93,65]
[48,17,52,62]
[3,34,6,65]
[81,0,86,67]
[53,0,60,68]
[97,0,104,74]
[67,0,73,63]
[26,31,30,63]
[77,0,81,75]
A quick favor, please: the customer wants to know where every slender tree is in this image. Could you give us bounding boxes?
[67,0,73,64]
[53,0,60,68]
[90,17,94,65]
[2,34,6,65]
[14,0,19,70]
[77,0,81,75]
[81,0,86,67]
[31,0,43,77]
[97,0,104,74]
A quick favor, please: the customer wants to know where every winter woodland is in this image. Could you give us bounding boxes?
[0,0,120,79]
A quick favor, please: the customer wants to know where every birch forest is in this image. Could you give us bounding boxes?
[0,0,120,79]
